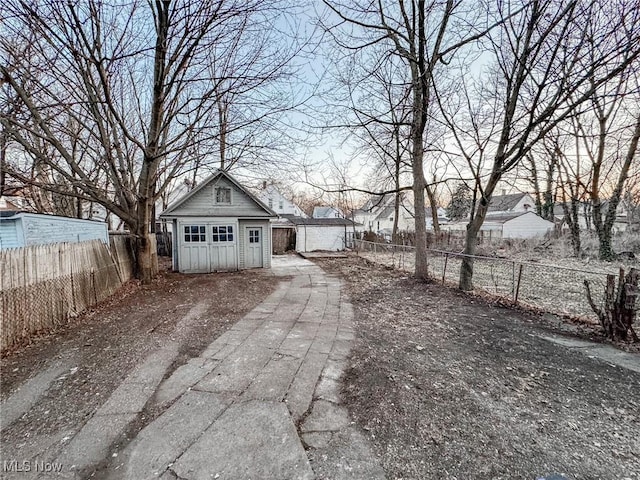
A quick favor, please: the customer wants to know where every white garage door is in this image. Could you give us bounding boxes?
[180,223,237,272]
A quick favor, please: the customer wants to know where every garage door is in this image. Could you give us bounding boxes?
[179,223,237,272]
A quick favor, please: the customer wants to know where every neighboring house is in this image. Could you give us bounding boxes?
[487,192,536,214]
[159,169,277,273]
[312,206,344,219]
[354,193,450,233]
[0,211,109,250]
[444,211,554,239]
[284,216,356,252]
[425,206,449,230]
[352,194,414,233]
[553,200,637,233]
[256,185,307,218]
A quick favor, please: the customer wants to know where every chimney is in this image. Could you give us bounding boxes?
[262,181,267,189]
[501,188,507,196]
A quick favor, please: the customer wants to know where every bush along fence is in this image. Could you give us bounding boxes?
[355,239,619,327]
[0,236,143,353]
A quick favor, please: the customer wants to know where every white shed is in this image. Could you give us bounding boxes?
[287,217,356,252]
[0,211,109,250]
[159,170,277,273]
[485,212,554,238]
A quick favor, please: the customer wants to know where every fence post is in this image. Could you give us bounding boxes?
[442,253,448,284]
[514,264,524,303]
[92,268,97,304]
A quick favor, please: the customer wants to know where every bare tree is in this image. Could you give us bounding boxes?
[322,0,502,278]
[1,0,303,282]
[434,0,640,289]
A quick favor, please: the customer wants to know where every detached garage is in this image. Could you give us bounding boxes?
[160,170,276,273]
[287,217,356,252]
[484,211,554,239]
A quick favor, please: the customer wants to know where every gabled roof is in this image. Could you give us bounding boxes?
[160,169,276,218]
[487,193,529,212]
[312,206,343,218]
[360,194,391,212]
[282,215,357,226]
[484,211,554,224]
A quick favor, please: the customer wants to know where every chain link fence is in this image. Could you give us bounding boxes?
[356,239,609,322]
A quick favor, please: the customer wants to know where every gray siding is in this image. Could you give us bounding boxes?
[168,177,270,218]
[22,215,109,246]
[0,219,22,249]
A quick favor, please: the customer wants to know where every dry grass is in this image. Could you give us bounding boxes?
[357,241,639,324]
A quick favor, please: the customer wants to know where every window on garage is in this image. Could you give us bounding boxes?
[215,186,232,204]
[248,229,260,243]
[212,225,234,242]
[184,225,206,242]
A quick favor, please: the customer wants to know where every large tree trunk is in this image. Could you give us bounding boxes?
[459,174,500,290]
[412,138,428,279]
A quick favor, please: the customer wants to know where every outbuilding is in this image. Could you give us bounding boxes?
[160,169,276,273]
[0,211,109,250]
[443,211,554,239]
[285,216,356,252]
[485,211,554,238]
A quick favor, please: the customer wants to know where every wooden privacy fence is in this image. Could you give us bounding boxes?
[0,237,137,353]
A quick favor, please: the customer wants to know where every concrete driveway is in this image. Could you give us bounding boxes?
[1,256,384,479]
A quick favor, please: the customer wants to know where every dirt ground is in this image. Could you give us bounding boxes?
[1,260,277,445]
[317,255,640,480]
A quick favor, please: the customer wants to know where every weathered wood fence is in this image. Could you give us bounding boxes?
[0,237,139,353]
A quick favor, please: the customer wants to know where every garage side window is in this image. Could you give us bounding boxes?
[215,187,232,204]
[184,225,206,242]
[212,225,234,242]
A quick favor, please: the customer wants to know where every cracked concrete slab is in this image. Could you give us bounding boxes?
[306,426,387,480]
[108,391,230,480]
[301,399,351,433]
[172,401,313,480]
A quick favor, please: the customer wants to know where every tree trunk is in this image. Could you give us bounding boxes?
[413,143,428,278]
[426,183,440,234]
[392,160,400,241]
[460,175,500,290]
[585,268,639,341]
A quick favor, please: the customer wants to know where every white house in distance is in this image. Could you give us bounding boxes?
[487,192,536,214]
[313,206,345,219]
[353,193,450,235]
[159,169,276,273]
[444,192,553,239]
[256,184,307,218]
[352,194,414,234]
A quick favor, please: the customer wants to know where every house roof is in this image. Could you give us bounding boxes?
[312,206,342,218]
[485,211,554,224]
[160,169,276,218]
[282,215,356,226]
[487,193,529,212]
[0,210,20,218]
[360,194,391,212]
